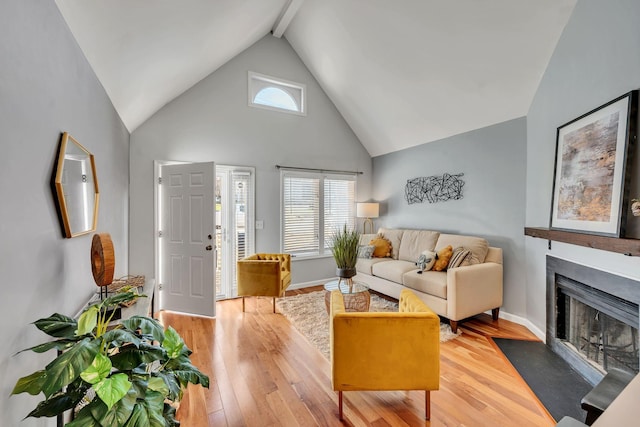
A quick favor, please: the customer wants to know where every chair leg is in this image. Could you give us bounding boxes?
[273,297,276,313]
[425,390,431,420]
[450,320,458,334]
[242,297,245,312]
[492,307,500,321]
[338,391,343,421]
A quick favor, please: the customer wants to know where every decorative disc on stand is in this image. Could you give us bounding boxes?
[91,233,115,288]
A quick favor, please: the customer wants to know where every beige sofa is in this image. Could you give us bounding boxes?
[355,228,503,332]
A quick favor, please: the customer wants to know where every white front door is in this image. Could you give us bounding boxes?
[159,162,215,317]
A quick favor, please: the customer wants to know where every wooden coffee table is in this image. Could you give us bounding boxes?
[324,280,370,312]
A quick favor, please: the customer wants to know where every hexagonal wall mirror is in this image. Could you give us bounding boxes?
[54,132,99,238]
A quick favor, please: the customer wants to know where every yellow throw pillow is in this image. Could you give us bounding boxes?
[433,245,453,271]
[369,237,392,258]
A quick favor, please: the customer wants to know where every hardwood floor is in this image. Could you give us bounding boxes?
[158,287,555,426]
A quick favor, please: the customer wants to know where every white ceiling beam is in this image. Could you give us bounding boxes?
[272,0,305,38]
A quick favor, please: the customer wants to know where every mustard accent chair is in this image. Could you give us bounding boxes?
[237,253,291,313]
[330,289,440,421]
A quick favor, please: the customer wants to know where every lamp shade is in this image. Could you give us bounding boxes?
[356,202,379,218]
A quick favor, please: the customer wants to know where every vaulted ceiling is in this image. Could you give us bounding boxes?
[55,0,576,157]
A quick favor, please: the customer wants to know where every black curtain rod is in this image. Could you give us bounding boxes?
[276,165,363,175]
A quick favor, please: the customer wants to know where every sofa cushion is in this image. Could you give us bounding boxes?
[402,270,447,299]
[356,257,388,275]
[359,233,378,246]
[397,229,440,262]
[448,247,472,269]
[369,236,392,258]
[377,228,405,259]
[436,234,489,265]
[371,260,416,283]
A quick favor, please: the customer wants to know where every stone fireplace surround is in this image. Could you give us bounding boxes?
[546,256,640,385]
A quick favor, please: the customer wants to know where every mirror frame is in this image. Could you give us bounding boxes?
[54,132,100,238]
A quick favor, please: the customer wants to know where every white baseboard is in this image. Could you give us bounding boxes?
[288,278,333,291]
[494,310,546,343]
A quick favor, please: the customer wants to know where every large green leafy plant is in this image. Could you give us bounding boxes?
[12,291,209,426]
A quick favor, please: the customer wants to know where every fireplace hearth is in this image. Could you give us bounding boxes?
[547,256,640,385]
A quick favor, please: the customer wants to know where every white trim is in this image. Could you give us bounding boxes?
[287,278,332,291]
[291,254,333,262]
[248,71,306,116]
[492,309,546,342]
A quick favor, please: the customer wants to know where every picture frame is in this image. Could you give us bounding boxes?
[550,90,638,237]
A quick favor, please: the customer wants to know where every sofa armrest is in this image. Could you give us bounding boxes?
[446,262,503,321]
[330,291,440,392]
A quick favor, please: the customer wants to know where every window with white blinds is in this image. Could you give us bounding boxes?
[281,170,356,257]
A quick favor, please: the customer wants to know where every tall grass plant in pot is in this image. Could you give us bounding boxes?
[329,224,360,280]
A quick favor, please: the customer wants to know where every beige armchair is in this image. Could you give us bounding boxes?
[330,289,440,420]
[237,253,291,312]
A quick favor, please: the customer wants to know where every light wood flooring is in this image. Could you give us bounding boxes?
[158,286,555,427]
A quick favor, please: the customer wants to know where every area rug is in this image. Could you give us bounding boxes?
[276,290,461,360]
[493,338,593,422]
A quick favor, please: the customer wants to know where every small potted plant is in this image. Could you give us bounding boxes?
[329,224,360,280]
[11,290,208,426]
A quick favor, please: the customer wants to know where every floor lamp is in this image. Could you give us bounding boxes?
[357,202,379,234]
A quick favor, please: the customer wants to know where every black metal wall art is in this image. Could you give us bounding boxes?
[405,173,465,205]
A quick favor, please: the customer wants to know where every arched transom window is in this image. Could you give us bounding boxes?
[248,72,306,116]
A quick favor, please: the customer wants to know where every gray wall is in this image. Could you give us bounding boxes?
[0,1,130,425]
[130,35,372,285]
[372,117,527,318]
[526,0,640,333]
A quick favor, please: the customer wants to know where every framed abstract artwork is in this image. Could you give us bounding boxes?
[550,90,638,237]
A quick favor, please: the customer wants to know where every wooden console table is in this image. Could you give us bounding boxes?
[76,278,156,320]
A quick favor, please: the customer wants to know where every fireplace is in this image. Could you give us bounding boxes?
[547,256,640,385]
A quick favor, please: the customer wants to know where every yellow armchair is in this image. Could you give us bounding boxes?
[237,253,291,312]
[330,289,440,420]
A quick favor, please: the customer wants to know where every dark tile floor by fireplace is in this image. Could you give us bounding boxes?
[494,338,593,422]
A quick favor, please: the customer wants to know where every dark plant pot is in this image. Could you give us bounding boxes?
[336,268,357,279]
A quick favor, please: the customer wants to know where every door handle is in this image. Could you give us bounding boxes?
[205,245,213,251]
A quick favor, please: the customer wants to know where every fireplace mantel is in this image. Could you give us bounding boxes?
[525,227,640,257]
